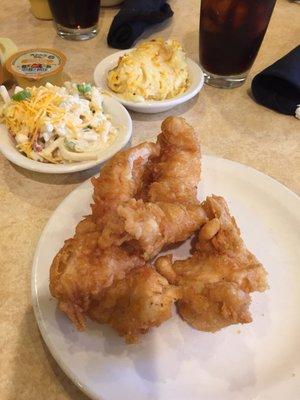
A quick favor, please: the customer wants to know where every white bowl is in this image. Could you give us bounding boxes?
[94,50,205,113]
[0,94,132,174]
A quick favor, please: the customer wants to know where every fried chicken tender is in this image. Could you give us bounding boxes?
[146,116,201,204]
[88,266,181,343]
[99,198,208,259]
[50,137,189,338]
[50,216,143,330]
[155,254,253,331]
[196,195,268,293]
[97,116,205,259]
[91,142,160,231]
[156,195,268,332]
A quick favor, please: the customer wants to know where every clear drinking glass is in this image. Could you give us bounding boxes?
[48,0,101,41]
[199,0,277,88]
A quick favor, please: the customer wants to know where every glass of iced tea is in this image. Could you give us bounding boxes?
[199,0,277,88]
[48,0,101,41]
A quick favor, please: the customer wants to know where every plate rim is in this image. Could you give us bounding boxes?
[0,94,132,174]
[93,49,205,111]
[31,155,300,400]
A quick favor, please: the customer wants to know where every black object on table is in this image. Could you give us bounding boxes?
[107,0,173,49]
[251,45,300,116]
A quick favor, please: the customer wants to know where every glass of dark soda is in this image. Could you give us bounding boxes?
[199,0,277,88]
[48,0,101,41]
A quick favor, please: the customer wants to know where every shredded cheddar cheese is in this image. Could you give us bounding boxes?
[0,86,64,141]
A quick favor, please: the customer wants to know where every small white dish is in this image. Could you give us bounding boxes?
[0,94,132,174]
[94,50,205,113]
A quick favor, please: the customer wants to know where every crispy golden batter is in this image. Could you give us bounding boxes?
[195,196,268,293]
[50,117,206,342]
[50,217,143,330]
[179,281,252,332]
[156,195,268,332]
[99,199,207,259]
[50,116,267,343]
[146,116,201,204]
[89,266,181,343]
[91,142,160,231]
[97,116,205,259]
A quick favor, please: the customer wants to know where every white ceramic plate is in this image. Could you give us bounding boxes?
[32,155,300,400]
[94,50,204,113]
[0,94,132,174]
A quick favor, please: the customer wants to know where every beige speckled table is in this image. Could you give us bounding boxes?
[0,0,299,399]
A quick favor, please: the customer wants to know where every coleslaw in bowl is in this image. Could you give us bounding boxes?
[0,82,122,164]
[0,84,132,174]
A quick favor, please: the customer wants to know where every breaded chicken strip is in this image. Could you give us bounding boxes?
[50,217,143,330]
[50,119,205,341]
[146,116,201,204]
[156,195,268,332]
[88,266,181,343]
[99,198,207,259]
[155,254,253,331]
[50,143,160,330]
[196,195,268,293]
[97,117,205,258]
[91,142,160,231]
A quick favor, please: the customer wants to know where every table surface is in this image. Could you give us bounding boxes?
[0,0,299,399]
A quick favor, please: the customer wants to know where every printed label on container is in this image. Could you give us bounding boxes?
[11,51,62,76]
